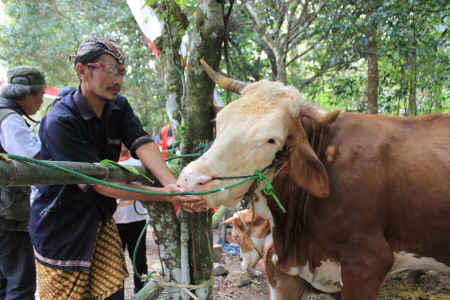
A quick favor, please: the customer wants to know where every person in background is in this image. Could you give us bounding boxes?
[113,144,149,294]
[0,66,46,300]
[29,38,206,300]
[154,125,174,160]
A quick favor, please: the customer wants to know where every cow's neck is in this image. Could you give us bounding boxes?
[251,190,274,225]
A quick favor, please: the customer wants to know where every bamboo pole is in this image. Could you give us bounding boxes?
[0,160,150,187]
[133,278,162,300]
[179,210,191,300]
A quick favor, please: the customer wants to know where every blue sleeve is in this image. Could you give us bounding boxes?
[119,98,150,149]
[39,114,98,163]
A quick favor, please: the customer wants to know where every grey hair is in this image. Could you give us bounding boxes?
[0,83,45,102]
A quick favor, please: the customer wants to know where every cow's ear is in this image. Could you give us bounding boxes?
[286,122,329,198]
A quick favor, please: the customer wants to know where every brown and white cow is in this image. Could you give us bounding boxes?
[224,210,338,300]
[178,60,450,300]
[221,209,272,272]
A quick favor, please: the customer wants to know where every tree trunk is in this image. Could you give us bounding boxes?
[181,1,225,299]
[151,2,190,299]
[367,5,378,114]
[276,54,287,84]
[157,2,188,138]
[407,49,417,115]
[407,14,417,116]
[140,200,182,299]
[258,40,278,81]
[432,71,442,111]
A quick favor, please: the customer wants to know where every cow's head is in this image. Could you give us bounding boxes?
[221,209,272,272]
[178,60,340,209]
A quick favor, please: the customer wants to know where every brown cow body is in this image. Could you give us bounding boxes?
[178,73,450,299]
[268,114,450,298]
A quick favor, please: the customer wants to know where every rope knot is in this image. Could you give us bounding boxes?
[253,169,286,214]
[254,169,264,181]
[263,182,274,195]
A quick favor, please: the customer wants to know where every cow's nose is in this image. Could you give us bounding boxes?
[177,164,213,191]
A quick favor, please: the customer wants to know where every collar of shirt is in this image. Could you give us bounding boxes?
[73,88,120,121]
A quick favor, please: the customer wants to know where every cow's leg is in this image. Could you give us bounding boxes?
[340,237,393,300]
[265,247,305,300]
[267,269,339,300]
[268,270,305,300]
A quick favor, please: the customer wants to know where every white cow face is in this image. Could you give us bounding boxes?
[178,80,331,209]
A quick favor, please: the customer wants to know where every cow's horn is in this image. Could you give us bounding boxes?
[200,59,247,94]
[299,102,340,125]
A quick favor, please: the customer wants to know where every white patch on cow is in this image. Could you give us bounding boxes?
[272,254,279,264]
[269,286,279,300]
[286,266,301,276]
[264,234,273,251]
[253,190,274,224]
[241,249,259,271]
[251,236,268,254]
[391,251,450,275]
[293,260,342,293]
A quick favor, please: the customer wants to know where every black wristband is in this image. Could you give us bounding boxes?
[130,136,154,159]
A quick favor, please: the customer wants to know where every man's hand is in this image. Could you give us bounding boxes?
[163,184,207,213]
[0,154,12,163]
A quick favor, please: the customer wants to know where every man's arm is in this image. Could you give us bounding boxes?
[1,114,41,158]
[91,181,206,213]
[135,142,175,186]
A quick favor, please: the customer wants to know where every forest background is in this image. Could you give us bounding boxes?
[0,1,448,298]
[0,0,448,137]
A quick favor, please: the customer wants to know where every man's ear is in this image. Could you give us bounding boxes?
[75,63,88,81]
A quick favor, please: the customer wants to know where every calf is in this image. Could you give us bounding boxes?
[222,209,272,272]
[223,210,337,300]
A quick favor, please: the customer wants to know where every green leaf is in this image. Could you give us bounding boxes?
[100,159,154,184]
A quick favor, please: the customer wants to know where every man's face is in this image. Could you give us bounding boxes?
[22,89,45,115]
[80,54,125,101]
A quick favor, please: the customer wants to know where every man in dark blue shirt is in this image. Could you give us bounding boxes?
[29,38,206,300]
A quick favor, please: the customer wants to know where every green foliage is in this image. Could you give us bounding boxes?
[0,0,447,120]
[214,0,448,115]
[100,159,154,184]
[293,0,449,115]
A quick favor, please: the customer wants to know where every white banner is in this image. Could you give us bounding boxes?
[126,0,162,58]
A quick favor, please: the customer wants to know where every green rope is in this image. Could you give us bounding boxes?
[5,153,256,197]
[5,153,286,212]
[165,153,202,162]
[133,200,148,216]
[254,170,287,213]
[132,222,156,285]
[163,141,210,161]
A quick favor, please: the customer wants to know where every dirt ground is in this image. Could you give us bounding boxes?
[123,227,450,300]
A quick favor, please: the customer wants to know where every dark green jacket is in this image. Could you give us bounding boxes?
[0,97,31,232]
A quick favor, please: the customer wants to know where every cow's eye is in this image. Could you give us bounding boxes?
[268,138,276,144]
